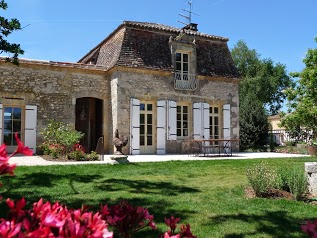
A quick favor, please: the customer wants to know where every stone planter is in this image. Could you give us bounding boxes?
[308,146,317,156]
[109,155,129,164]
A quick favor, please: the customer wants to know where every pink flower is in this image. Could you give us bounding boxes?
[164,216,180,233]
[14,133,33,156]
[0,220,22,238]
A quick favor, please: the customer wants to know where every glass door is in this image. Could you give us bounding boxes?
[3,107,22,146]
[140,102,155,154]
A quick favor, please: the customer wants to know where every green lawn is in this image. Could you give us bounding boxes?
[1,157,317,237]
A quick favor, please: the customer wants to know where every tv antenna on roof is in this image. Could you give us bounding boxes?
[178,1,200,26]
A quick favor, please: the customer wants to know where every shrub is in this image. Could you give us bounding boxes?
[277,167,307,201]
[85,151,100,161]
[1,137,197,238]
[40,120,84,156]
[246,162,279,196]
[68,143,85,160]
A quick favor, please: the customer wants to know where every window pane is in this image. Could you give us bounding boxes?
[183,106,188,113]
[140,125,145,135]
[147,125,152,135]
[147,104,152,111]
[183,129,188,136]
[140,103,145,111]
[4,133,12,145]
[177,129,181,136]
[4,108,12,120]
[215,117,219,125]
[183,54,188,62]
[177,114,181,120]
[147,114,152,124]
[13,108,21,119]
[183,63,188,72]
[209,107,213,114]
[4,120,12,131]
[176,53,181,62]
[183,114,188,121]
[140,136,145,146]
[177,121,181,128]
[176,62,181,71]
[147,136,152,146]
[13,120,21,132]
[210,116,213,125]
[215,126,219,136]
[183,122,188,129]
[214,107,219,114]
[177,106,181,112]
[140,114,145,124]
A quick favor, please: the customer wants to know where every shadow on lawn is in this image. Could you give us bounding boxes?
[95,178,200,196]
[209,210,311,237]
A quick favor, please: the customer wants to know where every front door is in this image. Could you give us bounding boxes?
[3,106,22,151]
[140,102,155,154]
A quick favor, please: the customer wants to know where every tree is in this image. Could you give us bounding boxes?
[281,37,317,141]
[231,40,293,150]
[239,91,269,151]
[0,0,24,64]
[231,40,293,115]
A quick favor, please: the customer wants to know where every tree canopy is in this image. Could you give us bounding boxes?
[0,0,24,64]
[231,40,293,115]
[281,37,317,141]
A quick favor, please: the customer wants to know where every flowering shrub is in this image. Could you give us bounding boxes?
[100,201,156,238]
[0,134,196,237]
[302,220,317,237]
[0,133,33,189]
[41,142,65,158]
[1,198,113,238]
[160,216,197,238]
[40,120,84,156]
[246,162,279,196]
[68,143,85,160]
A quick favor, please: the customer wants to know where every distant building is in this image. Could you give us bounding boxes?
[0,21,240,154]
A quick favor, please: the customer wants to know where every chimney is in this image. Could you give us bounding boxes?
[183,23,198,31]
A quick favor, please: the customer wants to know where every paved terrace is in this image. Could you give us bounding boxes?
[10,152,310,166]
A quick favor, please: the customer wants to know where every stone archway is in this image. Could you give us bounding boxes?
[75,97,103,152]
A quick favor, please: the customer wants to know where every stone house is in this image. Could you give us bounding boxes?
[0,21,240,155]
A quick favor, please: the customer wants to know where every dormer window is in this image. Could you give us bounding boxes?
[174,51,197,90]
[176,52,189,80]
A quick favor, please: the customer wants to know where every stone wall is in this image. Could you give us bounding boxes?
[0,61,110,152]
[110,68,239,154]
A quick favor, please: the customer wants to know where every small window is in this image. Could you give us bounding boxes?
[175,52,189,79]
[177,104,189,138]
[209,106,221,141]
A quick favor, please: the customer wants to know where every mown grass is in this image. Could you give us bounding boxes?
[1,157,317,237]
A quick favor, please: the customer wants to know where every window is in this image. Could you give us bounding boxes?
[209,106,221,140]
[3,107,22,146]
[175,52,189,80]
[140,102,153,147]
[177,105,189,138]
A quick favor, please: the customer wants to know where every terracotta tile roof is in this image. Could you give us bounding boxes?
[0,57,106,71]
[79,20,240,78]
[123,21,229,41]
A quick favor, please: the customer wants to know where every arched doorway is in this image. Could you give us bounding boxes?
[75,97,103,152]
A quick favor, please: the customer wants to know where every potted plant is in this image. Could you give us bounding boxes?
[308,139,317,156]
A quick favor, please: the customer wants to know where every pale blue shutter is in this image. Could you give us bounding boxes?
[193,102,202,139]
[223,104,231,138]
[202,103,210,139]
[25,105,37,154]
[167,100,177,140]
[156,100,166,154]
[130,98,140,155]
[0,104,2,144]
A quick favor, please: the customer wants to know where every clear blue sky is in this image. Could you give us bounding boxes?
[1,0,316,73]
